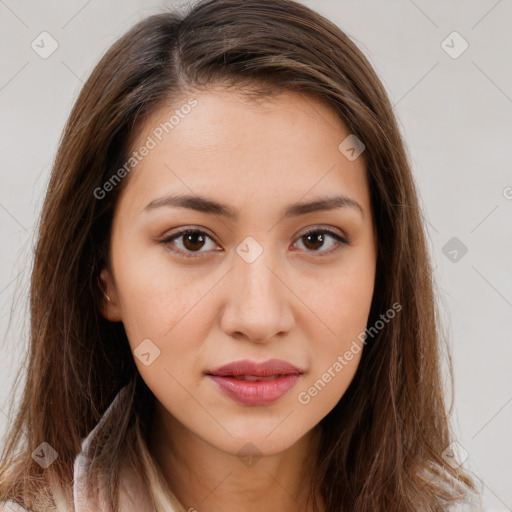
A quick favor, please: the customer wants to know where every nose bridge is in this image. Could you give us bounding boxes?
[237,250,281,306]
[221,238,294,341]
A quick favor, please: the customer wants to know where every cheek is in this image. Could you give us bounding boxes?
[295,283,368,416]
[111,233,214,351]
[114,250,216,409]
[302,248,375,341]
[297,253,374,406]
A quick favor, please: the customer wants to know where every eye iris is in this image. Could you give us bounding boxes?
[303,232,324,251]
[183,232,205,251]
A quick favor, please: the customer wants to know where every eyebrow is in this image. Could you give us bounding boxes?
[143,193,363,219]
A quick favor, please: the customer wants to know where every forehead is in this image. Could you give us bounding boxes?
[118,87,371,222]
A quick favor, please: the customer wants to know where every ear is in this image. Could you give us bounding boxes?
[98,267,122,322]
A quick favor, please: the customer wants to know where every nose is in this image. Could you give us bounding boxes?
[220,249,295,344]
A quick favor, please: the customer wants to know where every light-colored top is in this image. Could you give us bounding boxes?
[0,384,181,512]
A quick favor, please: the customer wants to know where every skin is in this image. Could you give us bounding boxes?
[99,86,377,512]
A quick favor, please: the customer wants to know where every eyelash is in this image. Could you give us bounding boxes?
[159,227,350,259]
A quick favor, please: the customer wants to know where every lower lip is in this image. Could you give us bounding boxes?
[207,374,301,406]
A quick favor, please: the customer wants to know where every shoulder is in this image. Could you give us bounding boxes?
[0,501,33,512]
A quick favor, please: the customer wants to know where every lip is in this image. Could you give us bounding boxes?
[207,358,304,377]
[205,358,304,406]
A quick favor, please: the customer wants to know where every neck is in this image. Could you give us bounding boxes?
[148,403,324,512]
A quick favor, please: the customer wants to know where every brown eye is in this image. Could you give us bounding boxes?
[181,231,207,251]
[160,229,219,258]
[294,229,349,256]
[302,231,325,251]
[160,227,349,259]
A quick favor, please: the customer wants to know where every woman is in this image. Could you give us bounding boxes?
[0,0,480,510]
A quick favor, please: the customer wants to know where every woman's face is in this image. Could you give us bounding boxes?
[100,87,377,457]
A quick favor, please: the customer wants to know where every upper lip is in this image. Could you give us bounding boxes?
[206,358,304,377]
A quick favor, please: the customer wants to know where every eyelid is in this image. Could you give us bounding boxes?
[297,225,349,243]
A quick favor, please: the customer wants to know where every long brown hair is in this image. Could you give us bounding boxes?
[0,0,479,510]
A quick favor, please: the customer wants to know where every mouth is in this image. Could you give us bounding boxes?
[206,357,304,378]
[205,358,304,406]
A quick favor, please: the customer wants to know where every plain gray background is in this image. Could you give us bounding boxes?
[1,0,511,510]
